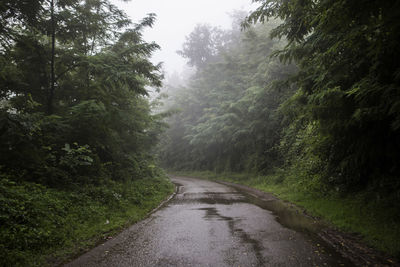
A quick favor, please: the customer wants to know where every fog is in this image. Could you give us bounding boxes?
[112,0,255,75]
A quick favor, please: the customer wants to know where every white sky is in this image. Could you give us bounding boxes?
[112,0,255,75]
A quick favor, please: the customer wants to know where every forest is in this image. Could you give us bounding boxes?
[160,0,400,258]
[0,0,173,265]
[1,0,400,265]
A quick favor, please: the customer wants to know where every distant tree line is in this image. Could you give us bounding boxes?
[160,0,400,195]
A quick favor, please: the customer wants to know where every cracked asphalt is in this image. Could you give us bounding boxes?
[65,176,353,267]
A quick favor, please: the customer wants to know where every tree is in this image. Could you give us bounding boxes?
[0,1,163,185]
[0,0,44,47]
[246,0,400,191]
[177,24,228,69]
[160,19,296,173]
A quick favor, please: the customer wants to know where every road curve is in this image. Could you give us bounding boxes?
[65,176,352,267]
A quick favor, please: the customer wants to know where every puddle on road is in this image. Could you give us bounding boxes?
[197,207,233,221]
[196,206,266,266]
[174,192,246,205]
[238,191,355,266]
[172,181,354,266]
[244,193,323,234]
[174,185,323,234]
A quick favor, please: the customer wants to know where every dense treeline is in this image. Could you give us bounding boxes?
[160,0,400,196]
[160,1,400,255]
[0,0,164,186]
[245,0,400,193]
[0,0,172,265]
[160,19,296,173]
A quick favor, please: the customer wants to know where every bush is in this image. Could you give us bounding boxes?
[0,173,173,266]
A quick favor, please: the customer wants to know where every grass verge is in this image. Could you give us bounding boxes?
[0,174,174,266]
[171,170,400,258]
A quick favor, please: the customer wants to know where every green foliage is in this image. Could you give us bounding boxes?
[0,174,173,266]
[0,176,65,266]
[160,19,296,173]
[177,24,227,69]
[59,143,93,169]
[0,0,171,264]
[0,0,164,185]
[162,2,400,256]
[245,0,400,192]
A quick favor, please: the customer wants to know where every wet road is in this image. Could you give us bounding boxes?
[66,176,352,267]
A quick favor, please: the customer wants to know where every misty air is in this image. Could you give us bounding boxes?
[1,0,399,266]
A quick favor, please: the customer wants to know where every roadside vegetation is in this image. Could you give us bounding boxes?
[160,0,400,259]
[0,175,173,266]
[0,1,173,266]
[2,0,400,264]
[173,170,400,257]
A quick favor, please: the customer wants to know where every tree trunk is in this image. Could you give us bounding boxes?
[48,0,56,114]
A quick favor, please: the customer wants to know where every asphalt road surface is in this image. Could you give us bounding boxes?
[65,176,352,267]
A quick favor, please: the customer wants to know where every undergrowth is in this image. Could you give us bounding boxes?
[0,174,174,266]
